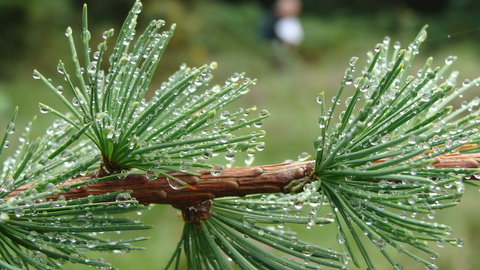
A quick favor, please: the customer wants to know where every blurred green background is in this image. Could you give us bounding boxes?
[1,0,480,269]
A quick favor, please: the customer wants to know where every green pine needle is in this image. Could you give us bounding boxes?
[312,25,480,269]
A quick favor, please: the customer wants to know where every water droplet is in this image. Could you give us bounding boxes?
[252,142,264,152]
[257,229,265,236]
[0,212,9,223]
[437,238,446,248]
[456,238,465,247]
[82,29,91,43]
[224,152,235,161]
[407,194,418,205]
[253,120,263,128]
[349,56,358,67]
[245,155,255,166]
[209,61,218,69]
[116,193,132,207]
[314,136,323,151]
[72,97,79,106]
[145,171,157,180]
[230,73,240,83]
[61,150,74,159]
[179,160,192,172]
[32,70,41,79]
[6,123,15,134]
[56,62,64,74]
[318,116,327,129]
[65,27,73,37]
[243,220,252,229]
[374,238,386,250]
[166,178,186,190]
[297,152,310,161]
[95,112,109,122]
[14,208,24,217]
[210,165,224,176]
[418,30,428,42]
[393,41,401,50]
[86,240,100,249]
[316,93,323,104]
[336,233,346,244]
[132,1,143,14]
[445,55,456,65]
[45,183,56,192]
[302,245,315,256]
[39,106,49,114]
[259,109,269,117]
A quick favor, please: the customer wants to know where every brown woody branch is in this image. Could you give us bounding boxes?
[10,161,314,209]
[8,152,480,208]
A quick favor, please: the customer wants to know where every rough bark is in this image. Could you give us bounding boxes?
[9,152,480,208]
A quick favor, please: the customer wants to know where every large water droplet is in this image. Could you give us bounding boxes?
[418,30,428,42]
[166,178,186,190]
[256,142,265,151]
[210,165,224,176]
[259,109,269,117]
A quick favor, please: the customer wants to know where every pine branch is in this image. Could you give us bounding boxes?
[9,161,311,208]
[3,1,479,268]
[8,150,479,208]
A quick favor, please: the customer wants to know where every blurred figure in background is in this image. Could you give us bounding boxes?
[259,0,304,69]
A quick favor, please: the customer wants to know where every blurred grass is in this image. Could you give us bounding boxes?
[1,0,480,269]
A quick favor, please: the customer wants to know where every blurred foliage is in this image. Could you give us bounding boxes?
[1,0,480,269]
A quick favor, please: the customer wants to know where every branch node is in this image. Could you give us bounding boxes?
[180,199,213,232]
[283,172,317,193]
